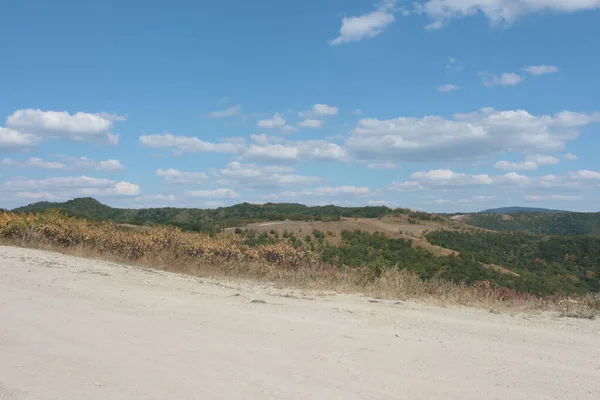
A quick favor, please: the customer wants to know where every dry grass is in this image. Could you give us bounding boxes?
[2,210,599,318]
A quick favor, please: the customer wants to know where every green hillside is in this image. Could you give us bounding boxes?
[12,197,403,232]
[426,230,600,294]
[480,206,566,214]
[464,212,600,236]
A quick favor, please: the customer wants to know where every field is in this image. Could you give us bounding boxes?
[224,216,520,276]
[225,215,461,255]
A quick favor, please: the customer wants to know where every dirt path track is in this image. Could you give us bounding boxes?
[1,246,599,399]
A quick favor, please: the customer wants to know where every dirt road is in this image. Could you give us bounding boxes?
[1,245,599,399]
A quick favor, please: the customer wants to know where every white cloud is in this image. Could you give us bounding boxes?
[313,104,339,116]
[137,194,176,202]
[15,192,57,200]
[216,162,322,189]
[1,157,65,170]
[527,154,560,165]
[446,57,463,72]
[437,84,460,92]
[207,105,241,118]
[330,0,396,45]
[280,125,298,134]
[425,20,445,30]
[156,168,209,184]
[56,156,125,172]
[524,195,582,201]
[346,108,600,163]
[494,155,559,171]
[186,188,241,199]
[298,119,323,128]
[494,160,538,171]
[479,72,523,87]
[5,176,116,190]
[139,133,241,154]
[114,182,142,196]
[298,104,339,119]
[523,65,560,75]
[367,162,400,170]
[6,109,123,145]
[3,176,141,198]
[388,181,424,192]
[368,200,398,207]
[244,140,349,163]
[98,160,125,172]
[354,109,364,116]
[563,152,579,161]
[410,169,494,187]
[0,127,41,152]
[497,172,532,187]
[281,186,372,198]
[257,114,286,129]
[457,196,495,203]
[419,0,600,28]
[568,170,600,180]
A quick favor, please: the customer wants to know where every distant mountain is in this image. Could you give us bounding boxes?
[480,206,568,214]
[11,197,400,232]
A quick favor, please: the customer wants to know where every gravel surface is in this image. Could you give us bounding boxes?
[1,245,599,399]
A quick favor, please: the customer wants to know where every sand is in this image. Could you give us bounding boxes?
[1,245,599,399]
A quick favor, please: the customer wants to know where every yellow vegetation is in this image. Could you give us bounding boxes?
[0,211,314,267]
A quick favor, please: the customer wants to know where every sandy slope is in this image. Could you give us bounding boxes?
[1,246,599,400]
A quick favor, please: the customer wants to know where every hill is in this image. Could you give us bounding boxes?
[480,206,567,214]
[462,212,600,236]
[12,197,410,233]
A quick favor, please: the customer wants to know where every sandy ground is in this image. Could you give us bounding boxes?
[1,246,599,400]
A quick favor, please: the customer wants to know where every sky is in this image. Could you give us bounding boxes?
[1,0,600,212]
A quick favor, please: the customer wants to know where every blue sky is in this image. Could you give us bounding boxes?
[1,0,600,212]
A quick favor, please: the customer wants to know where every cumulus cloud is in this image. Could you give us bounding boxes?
[244,137,349,163]
[156,168,209,184]
[216,162,322,189]
[437,84,460,92]
[280,186,372,198]
[139,133,241,154]
[207,105,241,118]
[524,194,582,201]
[257,114,286,129]
[367,162,400,170]
[114,182,142,196]
[330,0,396,45]
[410,169,493,187]
[494,160,538,171]
[55,156,125,172]
[3,176,141,200]
[298,104,339,119]
[1,157,65,170]
[391,168,600,196]
[0,127,41,152]
[523,65,560,75]
[494,154,560,171]
[346,108,600,163]
[298,119,323,128]
[6,109,122,145]
[419,0,600,28]
[186,188,241,199]
[479,72,523,87]
[563,152,579,161]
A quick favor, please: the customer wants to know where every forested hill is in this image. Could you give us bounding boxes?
[12,197,402,232]
[480,207,567,214]
[463,212,600,236]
